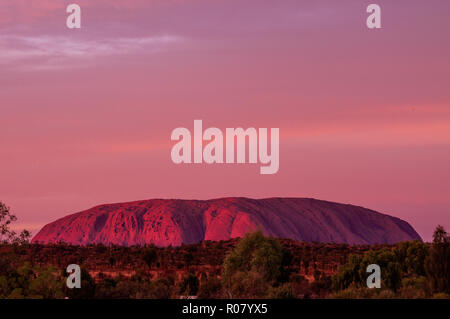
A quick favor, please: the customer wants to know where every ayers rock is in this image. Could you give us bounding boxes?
[32,197,421,246]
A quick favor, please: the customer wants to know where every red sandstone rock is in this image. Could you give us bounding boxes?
[32,197,421,246]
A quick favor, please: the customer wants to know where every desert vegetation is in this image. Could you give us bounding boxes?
[0,202,448,299]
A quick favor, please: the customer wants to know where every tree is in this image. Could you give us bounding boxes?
[28,266,65,299]
[332,254,362,291]
[0,202,31,244]
[395,240,428,276]
[425,225,450,293]
[333,248,402,292]
[222,231,283,298]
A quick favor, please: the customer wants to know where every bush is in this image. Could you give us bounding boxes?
[222,231,283,298]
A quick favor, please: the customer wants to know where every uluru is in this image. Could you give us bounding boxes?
[32,197,421,246]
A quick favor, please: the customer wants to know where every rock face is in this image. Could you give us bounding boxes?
[32,197,421,246]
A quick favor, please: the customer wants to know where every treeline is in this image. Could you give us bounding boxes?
[330,225,450,298]
[0,236,357,299]
[0,227,449,299]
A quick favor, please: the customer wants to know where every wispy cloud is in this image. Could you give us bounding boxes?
[0,34,183,70]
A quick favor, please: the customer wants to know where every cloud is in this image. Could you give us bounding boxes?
[0,34,182,70]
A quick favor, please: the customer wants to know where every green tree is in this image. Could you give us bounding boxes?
[395,240,429,276]
[333,248,402,292]
[28,266,65,299]
[222,231,283,298]
[332,254,362,290]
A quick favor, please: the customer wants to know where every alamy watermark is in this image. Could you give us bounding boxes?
[170,120,279,175]
[366,264,381,288]
[66,264,81,289]
[65,3,381,30]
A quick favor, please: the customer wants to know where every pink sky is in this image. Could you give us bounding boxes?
[1,0,449,241]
